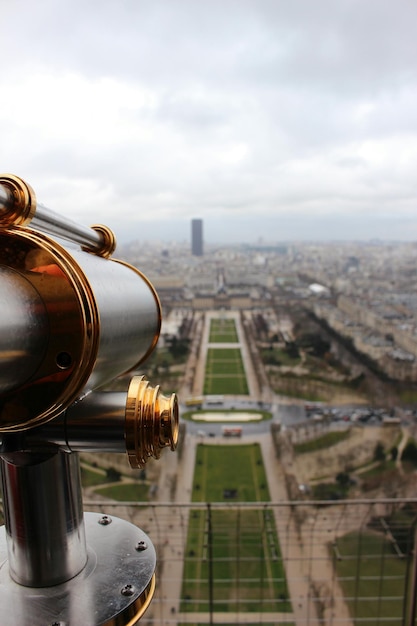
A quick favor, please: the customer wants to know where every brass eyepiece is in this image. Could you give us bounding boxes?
[125,376,179,469]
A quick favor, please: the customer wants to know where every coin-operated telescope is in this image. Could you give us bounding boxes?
[0,174,179,625]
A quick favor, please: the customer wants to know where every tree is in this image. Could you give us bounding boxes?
[106,466,121,482]
[374,442,386,462]
[390,446,398,461]
[336,472,351,489]
[401,440,417,466]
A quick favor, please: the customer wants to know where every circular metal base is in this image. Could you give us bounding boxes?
[0,512,156,625]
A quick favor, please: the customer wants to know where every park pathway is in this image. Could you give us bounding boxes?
[148,308,353,625]
[192,310,260,399]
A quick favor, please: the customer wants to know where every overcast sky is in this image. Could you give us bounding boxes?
[1,0,417,244]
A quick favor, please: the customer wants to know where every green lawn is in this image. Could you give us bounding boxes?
[334,530,412,625]
[204,348,249,395]
[181,444,291,614]
[294,429,351,454]
[192,444,270,502]
[209,318,239,343]
[95,482,149,501]
[80,465,109,487]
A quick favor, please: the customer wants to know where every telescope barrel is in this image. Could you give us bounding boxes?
[0,223,161,432]
[0,267,48,393]
[31,377,179,468]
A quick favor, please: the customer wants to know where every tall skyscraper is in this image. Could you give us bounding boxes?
[191,218,203,256]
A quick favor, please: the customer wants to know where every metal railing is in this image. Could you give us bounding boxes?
[83,497,417,625]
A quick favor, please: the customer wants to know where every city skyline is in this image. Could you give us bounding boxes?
[117,211,417,246]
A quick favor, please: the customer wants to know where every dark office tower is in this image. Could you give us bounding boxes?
[191,218,203,256]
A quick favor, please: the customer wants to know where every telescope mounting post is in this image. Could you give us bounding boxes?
[0,175,178,625]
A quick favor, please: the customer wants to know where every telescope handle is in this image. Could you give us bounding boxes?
[0,174,116,257]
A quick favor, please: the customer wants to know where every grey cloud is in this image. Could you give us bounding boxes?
[1,0,417,242]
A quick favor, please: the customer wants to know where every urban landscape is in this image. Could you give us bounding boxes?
[2,2,416,624]
[80,222,417,626]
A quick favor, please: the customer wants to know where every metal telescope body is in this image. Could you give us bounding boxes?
[0,175,179,625]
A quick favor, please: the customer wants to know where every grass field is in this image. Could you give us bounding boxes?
[334,531,412,625]
[209,318,239,343]
[94,482,149,501]
[80,465,109,487]
[293,429,351,454]
[204,348,249,395]
[192,444,270,502]
[181,444,291,613]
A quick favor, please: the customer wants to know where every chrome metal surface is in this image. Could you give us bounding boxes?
[0,266,48,393]
[0,183,13,213]
[0,228,161,430]
[53,392,128,453]
[0,173,173,624]
[0,175,113,255]
[31,202,104,251]
[69,250,161,392]
[27,379,179,468]
[0,229,97,430]
[0,450,87,587]
[0,513,156,625]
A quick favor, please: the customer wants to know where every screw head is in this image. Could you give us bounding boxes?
[121,584,135,597]
[98,515,112,526]
[135,540,148,551]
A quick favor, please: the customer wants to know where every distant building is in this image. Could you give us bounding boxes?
[191,218,203,256]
